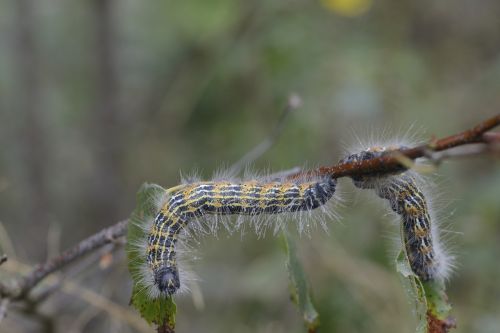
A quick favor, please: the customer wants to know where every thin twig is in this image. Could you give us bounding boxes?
[0,255,7,266]
[288,114,500,180]
[30,241,124,304]
[19,220,128,298]
[227,94,302,176]
[62,279,151,333]
[427,142,500,163]
[29,278,63,305]
[0,220,128,299]
[2,257,150,332]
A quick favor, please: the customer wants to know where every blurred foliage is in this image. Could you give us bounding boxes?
[0,0,499,332]
[321,0,372,17]
[283,231,319,332]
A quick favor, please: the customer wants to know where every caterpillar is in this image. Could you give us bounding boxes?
[142,174,338,296]
[342,146,452,282]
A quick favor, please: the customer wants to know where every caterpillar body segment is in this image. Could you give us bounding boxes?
[374,174,437,281]
[147,177,338,295]
[342,147,449,282]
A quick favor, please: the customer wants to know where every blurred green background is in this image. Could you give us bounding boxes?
[1,0,499,332]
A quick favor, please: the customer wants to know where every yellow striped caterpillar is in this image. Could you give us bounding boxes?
[140,174,338,296]
[342,147,452,282]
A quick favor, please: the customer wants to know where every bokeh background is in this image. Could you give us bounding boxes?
[1,0,500,332]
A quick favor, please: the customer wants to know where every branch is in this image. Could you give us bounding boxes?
[288,114,500,180]
[0,220,128,300]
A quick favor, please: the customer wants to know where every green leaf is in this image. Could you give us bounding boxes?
[395,221,454,333]
[395,249,427,333]
[126,183,177,329]
[282,231,320,332]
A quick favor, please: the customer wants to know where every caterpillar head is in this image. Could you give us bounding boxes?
[343,145,407,162]
[341,145,409,189]
[154,266,181,296]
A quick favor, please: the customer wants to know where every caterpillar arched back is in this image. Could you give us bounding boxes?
[342,147,452,282]
[140,174,338,296]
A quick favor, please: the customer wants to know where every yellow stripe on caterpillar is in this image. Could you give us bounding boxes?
[146,176,338,295]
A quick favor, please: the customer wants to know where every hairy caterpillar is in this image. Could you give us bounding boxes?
[342,146,452,282]
[140,174,338,296]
